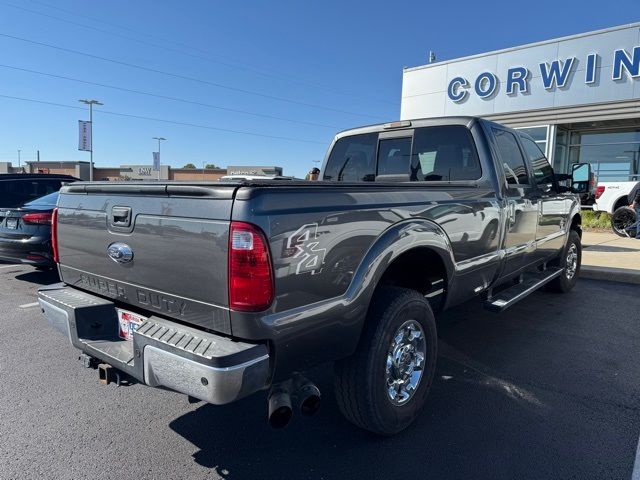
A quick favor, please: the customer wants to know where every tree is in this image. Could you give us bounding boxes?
[205,163,219,169]
[183,163,196,169]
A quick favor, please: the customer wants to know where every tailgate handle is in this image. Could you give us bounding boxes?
[111,206,132,227]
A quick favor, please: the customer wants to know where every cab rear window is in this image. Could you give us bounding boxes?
[323,126,481,182]
[410,126,481,181]
[377,137,412,177]
[322,133,376,181]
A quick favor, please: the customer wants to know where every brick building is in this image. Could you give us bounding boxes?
[0,161,280,181]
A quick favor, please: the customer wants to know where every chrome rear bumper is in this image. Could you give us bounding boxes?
[38,284,270,405]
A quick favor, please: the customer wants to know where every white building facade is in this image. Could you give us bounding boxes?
[401,23,640,181]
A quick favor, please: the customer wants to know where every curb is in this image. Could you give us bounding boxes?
[580,265,640,285]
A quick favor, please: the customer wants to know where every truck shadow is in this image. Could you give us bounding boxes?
[169,284,639,479]
[168,356,547,479]
[14,268,60,285]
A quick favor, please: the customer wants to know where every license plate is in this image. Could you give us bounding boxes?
[117,309,146,340]
[6,218,17,229]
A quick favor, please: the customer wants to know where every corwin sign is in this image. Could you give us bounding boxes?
[447,46,640,103]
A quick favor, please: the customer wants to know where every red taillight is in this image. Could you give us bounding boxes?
[51,208,59,263]
[228,221,273,312]
[595,185,605,200]
[22,212,52,225]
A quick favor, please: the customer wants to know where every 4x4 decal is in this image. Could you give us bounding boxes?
[285,223,327,275]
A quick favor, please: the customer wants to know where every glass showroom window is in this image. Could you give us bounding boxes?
[554,129,569,174]
[569,129,640,182]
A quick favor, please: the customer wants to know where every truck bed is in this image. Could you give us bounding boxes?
[57,179,497,336]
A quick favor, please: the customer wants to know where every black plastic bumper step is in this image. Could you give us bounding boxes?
[135,317,265,367]
[484,267,563,312]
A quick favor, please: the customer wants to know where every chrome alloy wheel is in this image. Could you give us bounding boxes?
[565,243,578,280]
[385,320,427,406]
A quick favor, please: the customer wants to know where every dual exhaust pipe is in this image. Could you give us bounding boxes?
[91,356,317,428]
[268,374,321,429]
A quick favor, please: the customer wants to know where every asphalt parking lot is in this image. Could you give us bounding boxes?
[1,263,639,480]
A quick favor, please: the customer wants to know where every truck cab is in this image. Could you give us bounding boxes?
[322,117,581,293]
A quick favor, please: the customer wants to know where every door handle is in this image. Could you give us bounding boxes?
[507,203,516,226]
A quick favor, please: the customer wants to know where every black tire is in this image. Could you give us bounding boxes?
[546,230,581,293]
[611,206,637,238]
[334,286,437,436]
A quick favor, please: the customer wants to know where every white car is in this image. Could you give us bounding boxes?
[593,181,638,214]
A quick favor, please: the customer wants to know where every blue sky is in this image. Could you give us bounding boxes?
[0,0,638,178]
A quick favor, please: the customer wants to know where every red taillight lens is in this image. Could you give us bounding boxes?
[228,221,273,312]
[22,212,52,225]
[595,186,605,200]
[51,208,59,263]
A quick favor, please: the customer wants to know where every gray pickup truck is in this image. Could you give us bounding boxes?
[39,117,589,435]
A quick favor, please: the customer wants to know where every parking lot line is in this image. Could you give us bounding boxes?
[18,302,40,309]
[0,264,20,269]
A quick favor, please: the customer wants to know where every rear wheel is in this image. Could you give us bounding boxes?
[334,287,437,436]
[546,230,581,293]
[611,206,637,237]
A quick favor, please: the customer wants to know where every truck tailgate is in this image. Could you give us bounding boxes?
[56,183,236,333]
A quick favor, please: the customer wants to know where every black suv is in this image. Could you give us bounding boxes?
[0,174,78,208]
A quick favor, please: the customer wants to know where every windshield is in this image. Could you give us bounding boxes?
[23,191,59,207]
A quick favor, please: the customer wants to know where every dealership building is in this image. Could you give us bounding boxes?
[401,23,640,182]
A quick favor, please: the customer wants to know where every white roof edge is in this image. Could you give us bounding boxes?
[403,22,640,73]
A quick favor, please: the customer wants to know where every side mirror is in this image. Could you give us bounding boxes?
[571,163,591,194]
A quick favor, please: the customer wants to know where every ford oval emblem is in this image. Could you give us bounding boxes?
[107,242,134,264]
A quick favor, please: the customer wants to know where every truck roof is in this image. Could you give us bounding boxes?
[334,116,483,140]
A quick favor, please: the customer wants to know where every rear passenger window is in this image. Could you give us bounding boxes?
[493,129,530,186]
[377,137,411,177]
[410,126,482,181]
[323,133,376,182]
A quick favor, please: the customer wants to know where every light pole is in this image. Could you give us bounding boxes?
[79,99,103,181]
[153,137,166,180]
[17,149,21,169]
